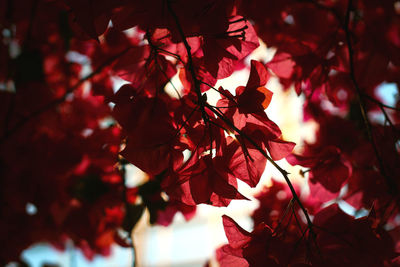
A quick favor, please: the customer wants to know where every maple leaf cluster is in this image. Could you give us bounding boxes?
[0,0,399,266]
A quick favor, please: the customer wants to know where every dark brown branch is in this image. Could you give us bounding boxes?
[343,0,398,196]
[166,0,317,248]
[207,103,315,236]
[363,93,400,112]
[166,0,209,124]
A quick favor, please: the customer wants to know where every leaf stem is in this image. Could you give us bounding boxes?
[166,0,208,124]
[206,103,316,237]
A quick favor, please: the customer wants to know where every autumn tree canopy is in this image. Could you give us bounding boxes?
[1,0,400,266]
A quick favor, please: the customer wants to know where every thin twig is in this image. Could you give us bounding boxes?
[206,103,316,239]
[363,93,400,112]
[343,0,398,195]
[172,106,198,139]
[166,0,208,124]
[273,198,295,235]
[146,31,182,99]
[199,80,238,104]
[166,0,317,247]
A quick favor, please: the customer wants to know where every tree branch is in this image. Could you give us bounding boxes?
[166,0,317,247]
[363,93,400,112]
[207,103,315,234]
[166,0,208,123]
[343,0,398,196]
